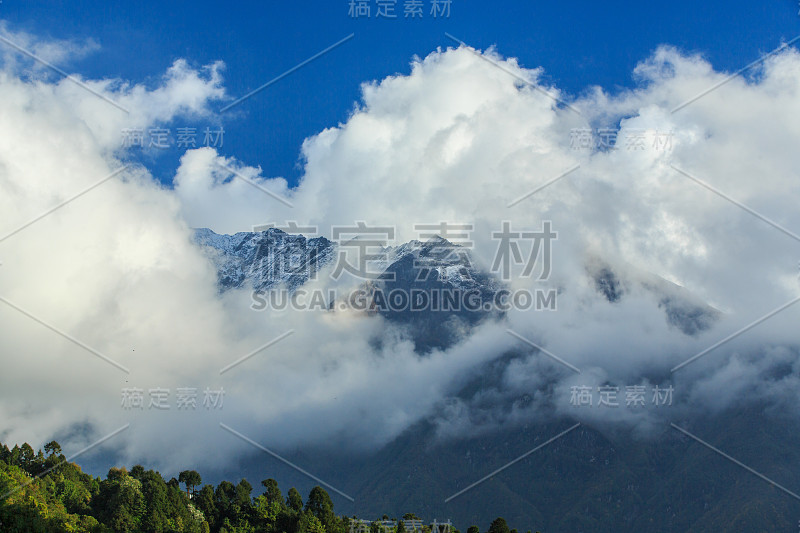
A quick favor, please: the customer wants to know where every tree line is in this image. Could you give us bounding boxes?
[0,440,535,533]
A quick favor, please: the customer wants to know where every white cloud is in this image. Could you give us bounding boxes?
[0,22,100,75]
[1,28,799,477]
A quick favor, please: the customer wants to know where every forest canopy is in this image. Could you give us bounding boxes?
[0,440,529,533]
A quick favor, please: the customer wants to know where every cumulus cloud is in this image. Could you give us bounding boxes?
[1,26,799,478]
[172,44,800,441]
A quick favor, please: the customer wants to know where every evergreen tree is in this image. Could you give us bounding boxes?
[235,478,253,507]
[130,464,146,480]
[179,469,203,497]
[8,445,20,466]
[139,469,170,533]
[215,480,237,524]
[261,477,284,506]
[43,440,62,457]
[195,484,218,530]
[305,486,336,533]
[94,467,146,533]
[487,517,510,533]
[299,511,327,533]
[287,487,303,512]
[18,443,34,471]
[253,492,283,531]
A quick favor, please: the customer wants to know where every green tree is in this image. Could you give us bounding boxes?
[277,507,300,533]
[55,477,92,515]
[235,478,253,506]
[305,486,336,533]
[8,445,21,466]
[287,487,303,512]
[232,478,254,527]
[179,470,203,497]
[195,485,218,530]
[130,464,146,479]
[261,478,284,506]
[94,467,146,533]
[253,493,283,530]
[43,440,62,457]
[467,526,479,533]
[215,480,237,524]
[139,469,170,533]
[31,449,46,475]
[299,511,327,533]
[18,443,34,470]
[487,518,510,533]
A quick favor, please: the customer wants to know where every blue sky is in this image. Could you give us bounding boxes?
[3,0,799,186]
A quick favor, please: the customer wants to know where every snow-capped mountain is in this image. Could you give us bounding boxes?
[194,228,335,292]
[194,228,719,346]
[194,228,504,351]
[193,228,498,296]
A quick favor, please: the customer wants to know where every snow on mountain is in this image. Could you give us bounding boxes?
[194,228,718,341]
[193,228,494,295]
[194,227,335,292]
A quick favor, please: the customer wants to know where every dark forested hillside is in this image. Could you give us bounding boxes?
[0,441,520,533]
